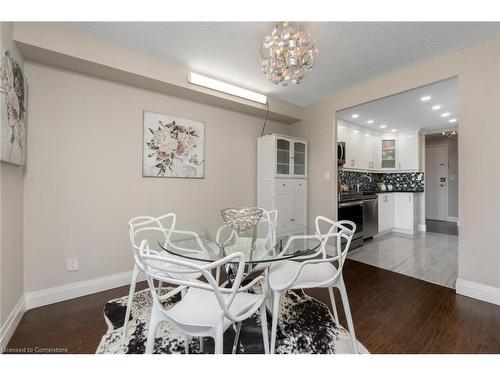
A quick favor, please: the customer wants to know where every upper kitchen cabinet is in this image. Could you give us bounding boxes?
[380,135,397,170]
[257,134,308,179]
[397,130,420,171]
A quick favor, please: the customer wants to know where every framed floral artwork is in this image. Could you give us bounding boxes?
[143,111,205,178]
[0,50,27,166]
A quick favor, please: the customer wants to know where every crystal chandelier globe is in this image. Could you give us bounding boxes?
[260,22,318,86]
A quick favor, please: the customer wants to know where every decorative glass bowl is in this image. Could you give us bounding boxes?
[220,207,263,232]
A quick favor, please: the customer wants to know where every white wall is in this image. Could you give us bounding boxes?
[22,62,291,293]
[0,22,24,331]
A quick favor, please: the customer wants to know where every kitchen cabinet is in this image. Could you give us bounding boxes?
[377,193,394,233]
[269,180,307,230]
[397,131,419,171]
[257,134,308,179]
[393,192,419,234]
[380,135,397,170]
[258,135,308,231]
[344,127,360,169]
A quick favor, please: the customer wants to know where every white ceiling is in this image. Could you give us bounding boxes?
[61,22,500,106]
[337,77,458,132]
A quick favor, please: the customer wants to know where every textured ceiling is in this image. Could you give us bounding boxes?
[337,78,458,132]
[62,22,500,106]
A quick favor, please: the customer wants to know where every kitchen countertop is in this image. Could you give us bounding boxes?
[376,190,424,193]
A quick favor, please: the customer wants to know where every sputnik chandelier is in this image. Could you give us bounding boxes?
[260,22,318,86]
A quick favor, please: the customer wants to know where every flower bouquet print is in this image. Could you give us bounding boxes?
[143,112,205,178]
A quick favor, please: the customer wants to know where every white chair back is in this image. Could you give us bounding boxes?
[139,240,258,322]
[128,214,177,268]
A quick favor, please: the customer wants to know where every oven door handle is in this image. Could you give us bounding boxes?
[338,201,363,208]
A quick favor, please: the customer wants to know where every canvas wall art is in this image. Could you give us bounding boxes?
[0,50,27,165]
[143,111,205,178]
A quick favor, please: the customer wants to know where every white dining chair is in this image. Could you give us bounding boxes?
[267,216,359,354]
[138,239,270,354]
[122,214,206,350]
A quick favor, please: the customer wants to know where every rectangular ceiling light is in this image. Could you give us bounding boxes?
[187,72,267,104]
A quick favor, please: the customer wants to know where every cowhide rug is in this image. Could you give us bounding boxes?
[96,288,368,354]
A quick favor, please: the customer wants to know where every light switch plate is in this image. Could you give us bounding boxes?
[67,257,79,272]
[324,171,331,180]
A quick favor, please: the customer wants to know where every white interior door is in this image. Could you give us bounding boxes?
[425,145,447,221]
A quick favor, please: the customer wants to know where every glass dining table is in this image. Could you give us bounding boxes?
[155,217,322,353]
[156,218,322,279]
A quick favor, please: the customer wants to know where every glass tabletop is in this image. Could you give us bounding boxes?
[157,219,321,265]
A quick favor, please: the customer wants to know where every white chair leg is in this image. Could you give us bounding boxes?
[214,320,224,354]
[328,287,339,324]
[270,291,281,354]
[260,306,269,354]
[121,264,140,349]
[199,337,204,353]
[145,306,162,354]
[184,335,190,354]
[215,266,221,285]
[338,278,359,354]
[158,281,163,292]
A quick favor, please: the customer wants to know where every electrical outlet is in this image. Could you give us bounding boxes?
[67,257,78,272]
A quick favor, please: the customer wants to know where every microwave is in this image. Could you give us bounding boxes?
[337,142,346,165]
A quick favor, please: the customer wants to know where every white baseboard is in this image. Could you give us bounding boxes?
[0,295,26,352]
[446,216,458,223]
[418,224,427,232]
[392,228,417,235]
[455,278,500,306]
[25,270,145,310]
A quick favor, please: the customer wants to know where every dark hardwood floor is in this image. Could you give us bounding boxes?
[6,259,500,354]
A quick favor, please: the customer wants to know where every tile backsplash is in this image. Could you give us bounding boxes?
[339,170,424,192]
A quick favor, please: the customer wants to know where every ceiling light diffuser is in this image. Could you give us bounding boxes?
[449,118,458,123]
[187,72,267,104]
[351,114,359,118]
[391,129,397,132]
[432,105,442,110]
[379,124,387,129]
[441,112,450,117]
[353,130,359,133]
[420,96,431,101]
[366,120,374,124]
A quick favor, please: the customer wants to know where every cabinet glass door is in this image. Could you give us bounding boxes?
[381,139,396,169]
[276,138,291,175]
[292,141,306,176]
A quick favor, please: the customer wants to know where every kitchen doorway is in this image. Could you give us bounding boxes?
[336,77,459,288]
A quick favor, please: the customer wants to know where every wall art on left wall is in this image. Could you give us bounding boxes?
[0,50,27,166]
[143,111,205,178]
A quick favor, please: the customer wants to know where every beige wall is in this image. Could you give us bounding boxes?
[0,22,24,328]
[22,62,291,292]
[292,36,500,289]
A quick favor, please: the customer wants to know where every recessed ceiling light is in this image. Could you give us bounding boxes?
[351,114,359,118]
[449,118,458,123]
[366,120,374,124]
[364,133,370,137]
[339,126,345,129]
[420,96,431,102]
[441,112,450,117]
[432,105,442,110]
[391,129,397,132]
[353,130,359,133]
[379,124,387,129]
